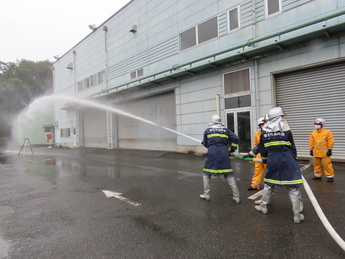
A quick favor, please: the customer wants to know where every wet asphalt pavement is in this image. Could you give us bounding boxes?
[0,146,344,258]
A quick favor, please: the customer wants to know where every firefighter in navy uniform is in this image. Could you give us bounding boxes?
[255,107,304,223]
[199,114,240,203]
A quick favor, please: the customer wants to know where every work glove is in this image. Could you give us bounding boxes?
[229,148,236,156]
[327,149,332,156]
[309,150,313,157]
[243,153,253,159]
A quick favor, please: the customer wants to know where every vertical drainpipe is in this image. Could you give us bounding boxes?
[216,94,220,115]
[73,50,77,94]
[72,50,78,147]
[103,26,113,149]
[255,60,259,119]
[252,0,260,120]
[103,26,108,89]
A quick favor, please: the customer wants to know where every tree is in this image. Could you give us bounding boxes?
[0,59,53,138]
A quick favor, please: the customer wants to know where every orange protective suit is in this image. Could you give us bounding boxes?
[249,129,267,189]
[309,128,334,179]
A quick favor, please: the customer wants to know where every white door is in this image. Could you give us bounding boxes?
[226,110,251,154]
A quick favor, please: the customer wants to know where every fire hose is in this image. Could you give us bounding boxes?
[233,154,345,251]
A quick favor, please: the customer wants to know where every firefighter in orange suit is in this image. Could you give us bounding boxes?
[245,117,267,190]
[309,118,335,182]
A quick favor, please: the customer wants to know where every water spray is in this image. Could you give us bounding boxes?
[32,95,202,144]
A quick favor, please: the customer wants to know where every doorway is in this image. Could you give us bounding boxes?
[226,110,251,154]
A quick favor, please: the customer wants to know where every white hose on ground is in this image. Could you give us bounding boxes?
[302,175,345,251]
[235,155,344,250]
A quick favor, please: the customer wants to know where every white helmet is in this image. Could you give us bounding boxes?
[210,114,221,124]
[314,118,325,127]
[266,107,285,120]
[257,117,266,126]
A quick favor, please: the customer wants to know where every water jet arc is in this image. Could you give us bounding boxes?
[33,95,202,144]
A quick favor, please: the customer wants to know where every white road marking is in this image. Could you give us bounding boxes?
[102,190,141,207]
[300,163,311,171]
[247,190,263,200]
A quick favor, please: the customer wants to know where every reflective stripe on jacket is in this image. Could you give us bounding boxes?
[309,128,334,157]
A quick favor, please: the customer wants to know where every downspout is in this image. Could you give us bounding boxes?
[254,60,259,119]
[73,50,77,95]
[72,50,78,147]
[103,26,108,89]
[103,25,114,149]
[216,94,220,115]
[252,0,260,121]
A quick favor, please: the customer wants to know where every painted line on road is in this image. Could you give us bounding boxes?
[102,190,141,207]
[247,190,263,200]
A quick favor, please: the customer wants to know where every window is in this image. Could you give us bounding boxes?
[77,81,84,91]
[180,27,196,51]
[179,17,218,51]
[265,0,282,18]
[130,68,144,79]
[84,78,90,88]
[225,95,251,109]
[137,68,143,77]
[130,71,137,79]
[224,68,250,94]
[60,128,71,138]
[77,70,106,92]
[198,17,218,44]
[224,68,251,109]
[89,74,97,87]
[98,70,105,84]
[228,7,240,32]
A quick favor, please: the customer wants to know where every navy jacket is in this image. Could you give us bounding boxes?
[202,127,239,175]
[259,130,303,187]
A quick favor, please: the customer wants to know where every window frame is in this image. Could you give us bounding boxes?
[130,68,144,79]
[197,16,218,45]
[179,16,219,52]
[60,128,71,138]
[223,67,251,99]
[179,27,197,51]
[265,0,282,19]
[228,6,241,33]
[97,70,105,84]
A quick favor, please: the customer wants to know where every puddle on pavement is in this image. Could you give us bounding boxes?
[0,156,8,165]
[15,153,173,184]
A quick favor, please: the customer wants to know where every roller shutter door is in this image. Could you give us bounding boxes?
[275,62,345,158]
[117,91,177,151]
[82,108,108,148]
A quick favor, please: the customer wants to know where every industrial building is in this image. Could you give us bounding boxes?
[52,0,345,159]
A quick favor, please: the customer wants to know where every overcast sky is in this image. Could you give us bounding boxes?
[0,0,131,63]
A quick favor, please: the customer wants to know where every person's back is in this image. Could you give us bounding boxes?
[255,107,304,224]
[200,114,240,203]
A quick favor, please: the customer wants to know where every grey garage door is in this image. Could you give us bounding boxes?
[275,62,345,159]
[116,91,177,151]
[82,107,108,148]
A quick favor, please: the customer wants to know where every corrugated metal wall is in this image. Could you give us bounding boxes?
[82,108,108,148]
[117,91,177,151]
[275,62,345,158]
